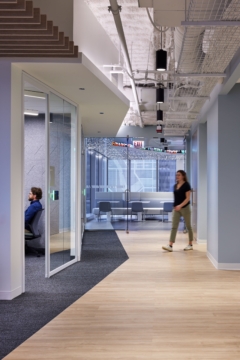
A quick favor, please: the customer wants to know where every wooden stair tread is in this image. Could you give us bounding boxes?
[0,8,40,23]
[0,0,25,10]
[0,15,48,29]
[0,1,18,3]
[0,36,69,46]
[0,44,75,52]
[0,21,53,34]
[0,0,78,58]
[0,46,78,57]
[0,2,33,17]
[0,27,60,40]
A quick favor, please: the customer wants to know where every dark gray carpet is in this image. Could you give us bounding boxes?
[0,230,128,360]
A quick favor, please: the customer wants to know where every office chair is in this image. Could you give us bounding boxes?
[131,202,144,221]
[98,202,112,221]
[25,209,44,257]
[163,202,173,222]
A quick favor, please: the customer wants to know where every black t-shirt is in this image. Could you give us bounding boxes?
[173,181,191,208]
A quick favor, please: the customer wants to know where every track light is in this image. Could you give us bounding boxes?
[157,109,163,121]
[156,49,167,71]
[156,88,164,103]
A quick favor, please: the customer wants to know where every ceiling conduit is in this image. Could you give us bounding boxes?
[109,0,144,127]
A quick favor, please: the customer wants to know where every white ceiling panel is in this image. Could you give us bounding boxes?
[138,0,153,7]
[153,0,191,26]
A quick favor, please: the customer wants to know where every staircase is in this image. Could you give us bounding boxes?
[0,0,78,57]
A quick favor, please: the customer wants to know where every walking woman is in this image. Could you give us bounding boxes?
[162,170,194,252]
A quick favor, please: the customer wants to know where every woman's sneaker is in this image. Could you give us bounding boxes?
[162,245,173,252]
[184,244,193,251]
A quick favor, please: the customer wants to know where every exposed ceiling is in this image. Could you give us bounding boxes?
[86,137,185,160]
[85,0,240,136]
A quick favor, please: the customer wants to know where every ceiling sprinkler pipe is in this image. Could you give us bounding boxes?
[109,0,144,128]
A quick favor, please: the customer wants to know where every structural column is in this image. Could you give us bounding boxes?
[197,123,207,243]
[207,84,240,269]
[0,62,23,299]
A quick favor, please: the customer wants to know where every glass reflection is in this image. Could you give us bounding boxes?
[49,93,76,271]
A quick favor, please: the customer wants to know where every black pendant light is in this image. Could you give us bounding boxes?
[156,87,164,103]
[156,49,167,71]
[157,109,163,121]
[156,28,167,71]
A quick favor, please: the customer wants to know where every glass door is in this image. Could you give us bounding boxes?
[48,92,77,275]
[85,137,130,232]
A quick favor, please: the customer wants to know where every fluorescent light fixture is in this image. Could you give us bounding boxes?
[24,90,45,99]
[110,70,124,74]
[103,65,122,68]
[24,110,39,116]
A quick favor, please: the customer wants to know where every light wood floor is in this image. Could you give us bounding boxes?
[50,232,71,254]
[5,229,240,359]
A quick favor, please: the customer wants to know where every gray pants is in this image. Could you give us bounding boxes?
[170,205,193,243]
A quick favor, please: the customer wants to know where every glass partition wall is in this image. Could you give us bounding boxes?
[85,137,185,232]
[48,93,77,273]
[23,75,79,280]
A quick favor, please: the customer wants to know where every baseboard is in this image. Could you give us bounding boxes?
[197,238,207,244]
[207,251,218,269]
[0,286,22,300]
[207,251,240,270]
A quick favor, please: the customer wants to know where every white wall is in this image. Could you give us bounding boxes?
[218,84,240,264]
[176,158,184,172]
[32,0,73,40]
[0,62,12,299]
[73,0,119,81]
[0,63,23,299]
[207,100,218,262]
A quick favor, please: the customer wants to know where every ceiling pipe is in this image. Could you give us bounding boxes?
[108,0,144,128]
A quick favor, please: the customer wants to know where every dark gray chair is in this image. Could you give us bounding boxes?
[25,209,44,256]
[131,202,144,221]
[98,201,112,221]
[163,202,173,222]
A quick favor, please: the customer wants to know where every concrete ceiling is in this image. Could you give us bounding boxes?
[15,54,129,137]
[86,0,240,138]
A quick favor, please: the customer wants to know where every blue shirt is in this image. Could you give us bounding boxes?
[25,200,42,230]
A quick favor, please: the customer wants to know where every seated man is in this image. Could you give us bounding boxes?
[25,187,43,233]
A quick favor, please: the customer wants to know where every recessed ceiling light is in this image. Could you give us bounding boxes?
[99,112,104,114]
[98,131,101,133]
[79,88,85,90]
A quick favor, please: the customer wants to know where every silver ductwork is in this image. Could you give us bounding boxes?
[109,0,144,127]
